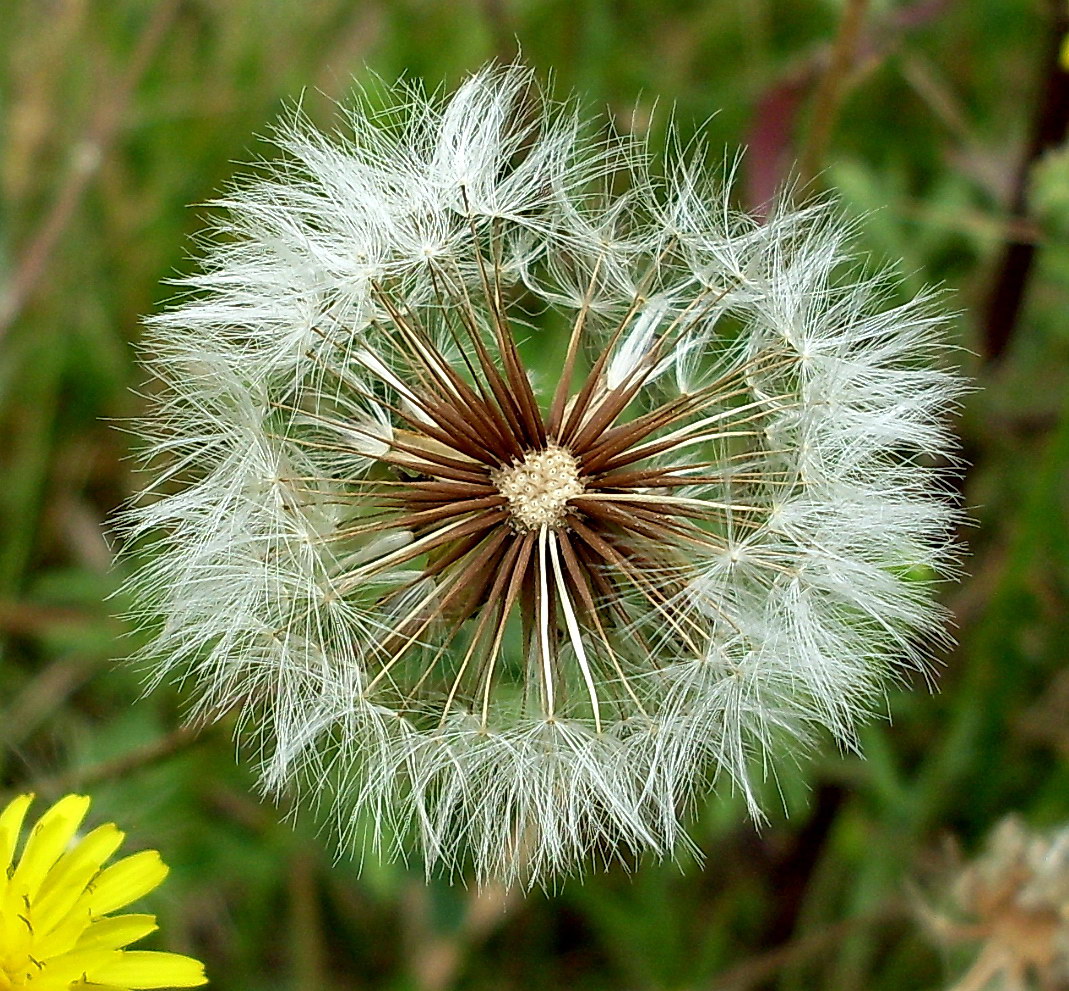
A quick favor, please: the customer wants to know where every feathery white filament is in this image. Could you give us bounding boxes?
[548,531,602,733]
[537,525,555,718]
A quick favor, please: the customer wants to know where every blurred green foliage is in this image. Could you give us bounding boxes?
[2,1,1068,989]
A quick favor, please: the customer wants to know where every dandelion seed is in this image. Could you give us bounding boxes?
[0,793,207,989]
[122,64,964,885]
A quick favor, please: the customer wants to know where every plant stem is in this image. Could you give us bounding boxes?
[705,900,906,990]
[798,0,870,186]
[290,850,327,991]
[29,723,211,797]
[0,0,180,339]
[982,0,1069,362]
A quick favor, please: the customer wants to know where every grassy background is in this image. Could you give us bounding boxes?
[3,1,1069,988]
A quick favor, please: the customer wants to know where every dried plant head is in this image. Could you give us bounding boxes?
[918,816,1069,991]
[121,63,964,886]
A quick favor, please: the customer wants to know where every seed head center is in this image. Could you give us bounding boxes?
[492,444,584,531]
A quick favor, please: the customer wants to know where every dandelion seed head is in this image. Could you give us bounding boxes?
[121,63,965,886]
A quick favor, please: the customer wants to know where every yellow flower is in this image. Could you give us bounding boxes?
[0,794,207,990]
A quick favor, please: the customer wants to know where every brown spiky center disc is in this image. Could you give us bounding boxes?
[307,267,790,733]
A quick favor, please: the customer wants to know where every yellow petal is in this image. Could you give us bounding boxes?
[11,794,92,899]
[33,823,126,936]
[90,950,208,988]
[73,913,159,952]
[34,946,118,987]
[0,793,34,874]
[27,909,96,964]
[81,849,169,917]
